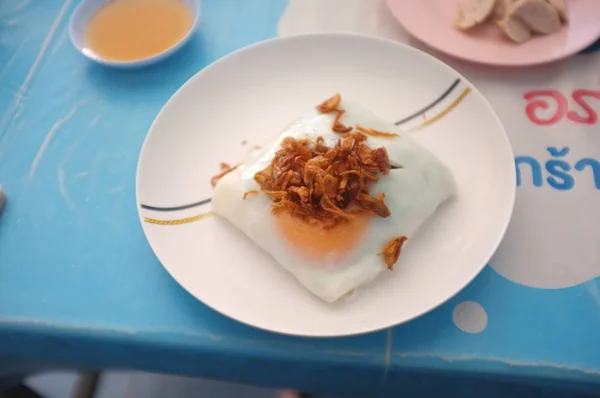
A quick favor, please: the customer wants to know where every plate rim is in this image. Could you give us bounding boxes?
[135,32,517,337]
[384,0,600,67]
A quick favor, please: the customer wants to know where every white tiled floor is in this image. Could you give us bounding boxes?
[27,372,282,398]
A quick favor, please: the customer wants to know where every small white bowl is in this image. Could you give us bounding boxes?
[69,0,200,68]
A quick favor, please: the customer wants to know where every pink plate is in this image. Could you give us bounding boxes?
[385,0,600,66]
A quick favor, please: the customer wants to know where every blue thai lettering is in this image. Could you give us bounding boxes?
[574,158,600,189]
[545,146,574,190]
[515,156,542,187]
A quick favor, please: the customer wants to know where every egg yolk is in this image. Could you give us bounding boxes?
[276,213,371,263]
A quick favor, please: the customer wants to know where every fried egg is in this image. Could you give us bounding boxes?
[212,98,455,302]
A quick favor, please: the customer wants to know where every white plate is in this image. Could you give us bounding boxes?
[136,34,515,337]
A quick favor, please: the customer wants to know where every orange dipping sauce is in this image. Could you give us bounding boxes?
[85,0,193,62]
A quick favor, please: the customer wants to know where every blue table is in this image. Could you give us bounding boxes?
[1,1,600,397]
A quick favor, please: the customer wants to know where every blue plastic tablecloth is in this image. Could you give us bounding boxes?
[1,1,599,397]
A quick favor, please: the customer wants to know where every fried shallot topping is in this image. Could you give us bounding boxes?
[212,94,405,268]
[211,163,239,187]
[316,93,353,133]
[332,110,353,133]
[243,190,260,199]
[356,125,399,138]
[316,93,341,113]
[252,132,392,229]
[316,94,400,138]
[380,236,408,270]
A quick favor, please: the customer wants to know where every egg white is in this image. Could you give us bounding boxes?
[212,99,456,302]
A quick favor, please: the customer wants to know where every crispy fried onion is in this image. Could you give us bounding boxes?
[316,93,352,133]
[211,163,239,187]
[380,236,408,270]
[252,132,392,229]
[243,190,260,200]
[356,125,399,138]
[316,94,400,138]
